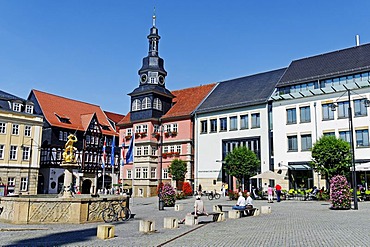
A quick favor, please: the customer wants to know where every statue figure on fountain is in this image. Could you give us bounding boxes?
[63,134,77,163]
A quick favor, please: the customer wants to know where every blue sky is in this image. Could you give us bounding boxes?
[1,1,370,114]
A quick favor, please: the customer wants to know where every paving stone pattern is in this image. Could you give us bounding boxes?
[0,196,369,247]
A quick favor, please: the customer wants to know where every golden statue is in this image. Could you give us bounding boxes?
[63,134,77,163]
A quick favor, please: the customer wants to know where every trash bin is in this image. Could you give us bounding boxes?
[159,197,165,210]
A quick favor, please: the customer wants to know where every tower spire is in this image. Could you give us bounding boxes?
[152,7,156,27]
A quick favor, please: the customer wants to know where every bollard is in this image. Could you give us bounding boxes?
[164,217,179,229]
[261,206,271,214]
[139,220,156,233]
[174,204,184,211]
[216,212,226,222]
[228,210,241,219]
[97,225,115,240]
[253,208,260,216]
[185,215,198,226]
[213,205,222,212]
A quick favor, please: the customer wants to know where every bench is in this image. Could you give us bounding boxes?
[215,204,256,217]
[194,212,222,222]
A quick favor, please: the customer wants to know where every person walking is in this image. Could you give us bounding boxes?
[267,185,274,203]
[275,184,282,202]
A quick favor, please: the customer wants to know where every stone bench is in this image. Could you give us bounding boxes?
[185,212,223,226]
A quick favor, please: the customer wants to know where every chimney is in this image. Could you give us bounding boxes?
[356,34,360,46]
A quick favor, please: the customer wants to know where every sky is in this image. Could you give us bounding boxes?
[1,1,370,115]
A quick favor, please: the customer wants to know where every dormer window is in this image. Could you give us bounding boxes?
[55,113,71,124]
[150,77,156,84]
[13,102,21,112]
[153,98,162,110]
[132,99,141,111]
[100,125,110,131]
[25,105,33,114]
[142,97,151,109]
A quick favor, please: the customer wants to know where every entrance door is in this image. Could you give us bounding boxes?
[82,179,92,194]
[37,173,45,194]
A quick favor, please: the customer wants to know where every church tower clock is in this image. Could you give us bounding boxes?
[129,13,174,122]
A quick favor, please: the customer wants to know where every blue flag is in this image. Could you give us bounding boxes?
[102,137,106,169]
[125,134,135,164]
[111,137,115,166]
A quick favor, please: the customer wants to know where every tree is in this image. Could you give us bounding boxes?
[168,159,187,183]
[224,146,260,188]
[311,135,351,184]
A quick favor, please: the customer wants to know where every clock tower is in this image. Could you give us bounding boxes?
[129,13,174,122]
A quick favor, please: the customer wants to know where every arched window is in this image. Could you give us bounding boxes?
[132,99,141,111]
[153,98,162,110]
[142,97,151,109]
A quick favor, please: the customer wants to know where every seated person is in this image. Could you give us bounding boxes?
[245,192,254,209]
[232,192,246,210]
[193,195,208,215]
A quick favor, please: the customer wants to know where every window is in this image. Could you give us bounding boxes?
[135,125,142,133]
[176,145,181,154]
[142,124,148,133]
[164,125,170,133]
[210,119,217,132]
[8,177,15,186]
[251,113,260,128]
[151,146,157,156]
[301,134,312,151]
[0,145,4,159]
[172,123,178,133]
[287,136,298,152]
[200,120,207,133]
[300,106,311,123]
[153,125,159,133]
[127,128,132,136]
[163,168,168,179]
[136,146,142,156]
[142,97,151,109]
[132,99,141,111]
[22,146,30,160]
[59,131,63,141]
[127,169,132,179]
[142,168,148,178]
[135,168,141,178]
[153,98,162,110]
[63,132,68,141]
[86,135,90,144]
[12,124,19,135]
[230,116,237,130]
[339,131,351,143]
[143,146,149,155]
[10,146,17,160]
[323,132,335,136]
[0,122,6,134]
[240,115,248,129]
[354,99,368,117]
[20,177,28,191]
[163,146,169,153]
[24,126,32,137]
[170,145,175,153]
[356,129,369,147]
[25,105,33,114]
[220,118,227,131]
[13,103,21,112]
[151,167,156,178]
[286,108,297,124]
[322,103,334,120]
[338,102,349,118]
[150,77,155,84]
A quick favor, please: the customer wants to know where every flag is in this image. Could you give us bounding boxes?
[120,142,125,166]
[111,137,115,166]
[125,134,135,164]
[102,136,107,169]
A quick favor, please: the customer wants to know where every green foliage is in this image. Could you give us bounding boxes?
[168,159,187,182]
[224,146,260,184]
[311,135,351,181]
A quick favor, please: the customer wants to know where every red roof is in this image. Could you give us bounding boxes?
[117,83,216,125]
[32,90,118,136]
[163,83,216,119]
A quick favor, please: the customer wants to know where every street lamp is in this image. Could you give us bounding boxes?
[331,87,370,210]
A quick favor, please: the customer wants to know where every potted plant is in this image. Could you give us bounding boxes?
[160,183,176,207]
[330,175,351,210]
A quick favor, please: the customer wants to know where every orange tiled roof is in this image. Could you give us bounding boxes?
[104,111,125,124]
[32,90,117,136]
[117,112,131,126]
[163,83,216,119]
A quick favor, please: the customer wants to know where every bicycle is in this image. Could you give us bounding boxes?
[101,200,132,223]
[208,190,221,200]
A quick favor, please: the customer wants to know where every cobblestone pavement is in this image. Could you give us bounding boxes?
[0,195,369,247]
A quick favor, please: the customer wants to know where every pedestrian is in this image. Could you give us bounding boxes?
[267,185,274,203]
[275,184,282,202]
[224,183,229,196]
[221,183,226,197]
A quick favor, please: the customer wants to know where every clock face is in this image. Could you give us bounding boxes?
[158,75,165,85]
[140,74,147,84]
